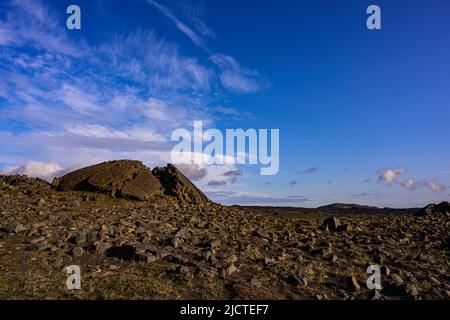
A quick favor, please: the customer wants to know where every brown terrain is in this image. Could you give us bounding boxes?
[0,160,449,300]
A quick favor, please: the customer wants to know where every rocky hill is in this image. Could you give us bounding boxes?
[52,160,210,205]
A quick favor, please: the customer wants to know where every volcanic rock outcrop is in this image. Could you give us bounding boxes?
[415,201,450,216]
[52,160,210,204]
[152,164,210,205]
[52,160,163,201]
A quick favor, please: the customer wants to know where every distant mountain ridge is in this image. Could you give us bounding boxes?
[240,203,421,216]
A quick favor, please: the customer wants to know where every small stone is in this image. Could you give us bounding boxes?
[136,252,157,263]
[4,223,27,234]
[172,236,182,248]
[382,266,391,276]
[156,249,170,260]
[389,273,404,286]
[95,242,112,254]
[86,231,99,243]
[75,232,87,245]
[223,263,238,277]
[209,239,221,250]
[370,290,382,300]
[14,224,27,233]
[34,242,51,252]
[323,217,341,231]
[287,274,308,287]
[174,227,189,239]
[264,256,275,265]
[418,231,429,242]
[253,229,270,239]
[403,282,418,297]
[177,265,194,280]
[226,254,238,264]
[336,224,352,232]
[30,236,46,244]
[429,277,441,286]
[72,246,84,257]
[250,277,261,287]
[349,275,361,291]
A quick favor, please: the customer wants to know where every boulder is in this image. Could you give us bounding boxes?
[52,160,211,204]
[416,201,450,216]
[52,160,163,201]
[152,164,210,204]
[322,216,341,231]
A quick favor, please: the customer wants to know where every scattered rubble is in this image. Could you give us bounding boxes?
[0,164,448,300]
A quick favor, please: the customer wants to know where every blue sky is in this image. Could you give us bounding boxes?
[0,0,449,207]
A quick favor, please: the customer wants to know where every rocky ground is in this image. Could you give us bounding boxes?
[0,162,449,300]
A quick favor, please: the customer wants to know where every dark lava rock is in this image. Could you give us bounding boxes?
[2,223,27,234]
[416,201,450,216]
[52,160,210,204]
[52,160,163,201]
[323,216,341,231]
[152,164,210,204]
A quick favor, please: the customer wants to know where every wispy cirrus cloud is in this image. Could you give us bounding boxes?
[147,0,268,94]
[147,0,210,51]
[210,53,269,94]
[0,0,217,174]
[0,0,85,56]
[0,0,269,203]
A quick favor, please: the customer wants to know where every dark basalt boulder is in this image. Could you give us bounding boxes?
[415,201,450,216]
[51,160,211,204]
[152,164,210,205]
[52,160,163,201]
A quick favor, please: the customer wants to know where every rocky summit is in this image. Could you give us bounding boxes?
[152,164,210,205]
[0,162,449,300]
[415,201,450,217]
[52,160,209,204]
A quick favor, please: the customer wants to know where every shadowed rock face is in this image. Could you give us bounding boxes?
[52,160,164,201]
[152,164,210,205]
[51,160,210,204]
[416,201,450,216]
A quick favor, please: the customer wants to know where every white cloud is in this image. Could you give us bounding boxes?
[0,0,269,199]
[213,106,252,120]
[377,168,404,184]
[1,161,62,181]
[0,25,13,45]
[59,84,102,115]
[400,178,415,190]
[1,0,85,56]
[147,0,209,51]
[66,124,165,142]
[426,181,446,193]
[210,54,268,94]
[146,1,267,94]
[99,30,212,91]
[378,168,447,193]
